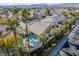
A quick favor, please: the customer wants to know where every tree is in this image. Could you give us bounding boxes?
[62,19,71,29]
[50,27,61,42]
[6,17,19,55]
[45,8,50,16]
[33,10,36,19]
[13,40,26,56]
[62,11,69,18]
[0,31,3,36]
[21,8,30,36]
[39,33,48,51]
[20,8,30,55]
[50,27,60,37]
[12,6,18,15]
[58,24,67,36]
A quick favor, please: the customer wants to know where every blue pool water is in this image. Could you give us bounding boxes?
[28,34,38,46]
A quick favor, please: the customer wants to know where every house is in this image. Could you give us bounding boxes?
[8,11,13,19]
[30,9,45,20]
[1,14,7,19]
[0,25,7,31]
[27,22,52,35]
[27,14,64,35]
[18,22,26,29]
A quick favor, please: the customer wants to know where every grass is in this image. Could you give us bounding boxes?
[0,19,6,25]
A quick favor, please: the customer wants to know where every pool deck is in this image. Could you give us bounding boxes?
[26,42,42,52]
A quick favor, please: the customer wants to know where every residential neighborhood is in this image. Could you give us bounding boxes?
[0,4,79,56]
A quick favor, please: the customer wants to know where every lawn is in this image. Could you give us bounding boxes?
[0,19,6,25]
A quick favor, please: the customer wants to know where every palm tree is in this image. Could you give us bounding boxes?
[12,6,18,15]
[50,27,60,42]
[69,11,77,18]
[58,24,67,36]
[45,8,50,16]
[39,33,48,51]
[20,8,30,55]
[62,11,68,18]
[62,19,71,29]
[50,27,60,36]
[6,17,19,55]
[33,10,36,19]
[21,8,30,36]
[13,40,26,56]
[75,12,79,19]
[12,6,18,20]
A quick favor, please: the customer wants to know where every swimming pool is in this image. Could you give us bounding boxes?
[27,34,39,46]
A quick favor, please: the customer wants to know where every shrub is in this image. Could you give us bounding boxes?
[0,31,3,36]
[51,43,56,48]
[0,33,21,48]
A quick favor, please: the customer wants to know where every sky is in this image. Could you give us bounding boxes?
[0,3,60,5]
[0,0,79,5]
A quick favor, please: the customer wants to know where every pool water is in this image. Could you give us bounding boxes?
[28,34,39,46]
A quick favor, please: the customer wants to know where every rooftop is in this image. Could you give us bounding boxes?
[0,25,7,31]
[28,22,51,35]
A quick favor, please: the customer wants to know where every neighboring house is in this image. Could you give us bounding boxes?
[1,14,7,19]
[0,25,7,31]
[50,14,65,23]
[18,11,22,21]
[0,25,10,38]
[8,11,13,19]
[32,10,45,20]
[19,12,66,36]
[18,15,22,21]
[18,22,26,29]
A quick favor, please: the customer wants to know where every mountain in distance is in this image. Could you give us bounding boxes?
[0,3,79,8]
[0,3,53,8]
[51,3,79,8]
